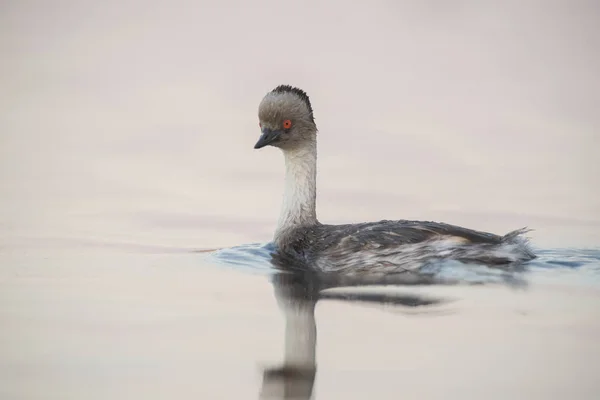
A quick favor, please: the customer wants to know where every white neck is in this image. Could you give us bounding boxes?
[275,140,318,240]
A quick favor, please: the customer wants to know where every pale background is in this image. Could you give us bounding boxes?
[1,2,600,399]
[1,0,599,251]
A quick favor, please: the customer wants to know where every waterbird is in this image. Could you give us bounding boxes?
[254,85,535,274]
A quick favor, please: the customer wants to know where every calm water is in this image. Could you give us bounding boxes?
[1,245,599,399]
[2,1,600,399]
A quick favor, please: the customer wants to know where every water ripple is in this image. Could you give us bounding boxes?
[208,242,275,274]
[208,243,600,286]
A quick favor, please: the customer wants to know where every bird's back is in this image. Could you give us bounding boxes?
[273,220,535,274]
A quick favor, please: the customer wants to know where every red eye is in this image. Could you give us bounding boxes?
[283,120,292,129]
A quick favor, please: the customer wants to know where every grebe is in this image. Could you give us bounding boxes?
[254,85,535,274]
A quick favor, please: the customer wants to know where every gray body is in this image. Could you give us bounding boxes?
[272,221,534,275]
[254,85,535,274]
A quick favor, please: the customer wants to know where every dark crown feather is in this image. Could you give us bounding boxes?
[271,85,315,123]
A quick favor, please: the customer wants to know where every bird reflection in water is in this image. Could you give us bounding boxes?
[258,263,463,400]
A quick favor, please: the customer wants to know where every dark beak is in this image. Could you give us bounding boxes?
[254,128,282,149]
